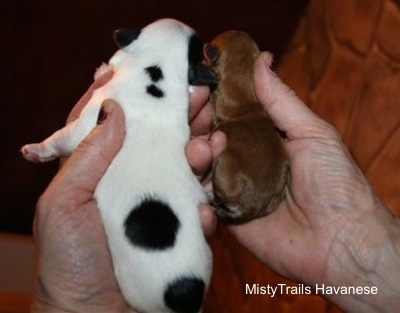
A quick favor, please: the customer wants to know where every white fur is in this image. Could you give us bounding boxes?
[21,19,212,312]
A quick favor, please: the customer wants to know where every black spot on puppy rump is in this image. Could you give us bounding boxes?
[164,277,205,313]
[124,198,180,250]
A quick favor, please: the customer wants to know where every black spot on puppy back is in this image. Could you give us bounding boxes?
[144,65,165,98]
[124,198,180,250]
[146,84,165,98]
[145,66,164,82]
[164,277,205,313]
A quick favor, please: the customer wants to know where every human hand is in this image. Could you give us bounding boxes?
[186,85,226,235]
[31,71,221,312]
[32,99,133,313]
[226,52,400,312]
[226,51,376,282]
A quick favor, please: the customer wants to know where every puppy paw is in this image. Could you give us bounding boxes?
[262,51,275,68]
[20,143,57,163]
[214,203,245,224]
[94,62,111,80]
[203,185,214,203]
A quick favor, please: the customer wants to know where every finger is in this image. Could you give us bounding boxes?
[209,130,227,160]
[254,52,332,140]
[186,129,227,178]
[199,204,217,237]
[60,70,114,167]
[67,70,113,124]
[189,85,211,121]
[190,101,213,136]
[45,100,125,204]
[186,138,213,178]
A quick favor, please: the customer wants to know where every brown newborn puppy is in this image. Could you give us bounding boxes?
[204,31,288,224]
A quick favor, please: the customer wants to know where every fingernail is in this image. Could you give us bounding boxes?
[269,59,277,73]
[275,126,287,139]
[97,105,108,124]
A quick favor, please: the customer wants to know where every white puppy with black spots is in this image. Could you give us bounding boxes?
[21,18,216,313]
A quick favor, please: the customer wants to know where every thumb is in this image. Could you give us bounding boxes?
[254,52,329,139]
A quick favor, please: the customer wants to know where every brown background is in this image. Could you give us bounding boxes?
[0,0,308,234]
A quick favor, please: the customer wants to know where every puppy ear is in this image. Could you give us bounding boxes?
[188,35,218,85]
[114,29,141,48]
[204,44,220,65]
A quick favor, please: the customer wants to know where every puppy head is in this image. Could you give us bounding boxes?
[113,18,216,87]
[204,31,260,111]
[204,30,259,66]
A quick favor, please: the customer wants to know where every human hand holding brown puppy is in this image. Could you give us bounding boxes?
[198,49,400,312]
[204,31,288,223]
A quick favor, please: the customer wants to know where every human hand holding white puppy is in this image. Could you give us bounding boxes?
[25,19,220,313]
[31,68,219,312]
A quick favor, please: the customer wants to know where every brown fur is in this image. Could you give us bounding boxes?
[204,31,288,224]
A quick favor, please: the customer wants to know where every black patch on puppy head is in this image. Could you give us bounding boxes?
[145,65,164,82]
[164,277,205,313]
[114,28,141,48]
[124,198,180,250]
[188,35,203,67]
[188,35,218,86]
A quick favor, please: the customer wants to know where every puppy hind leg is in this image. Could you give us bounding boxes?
[212,151,249,223]
[21,95,104,164]
[21,118,94,163]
